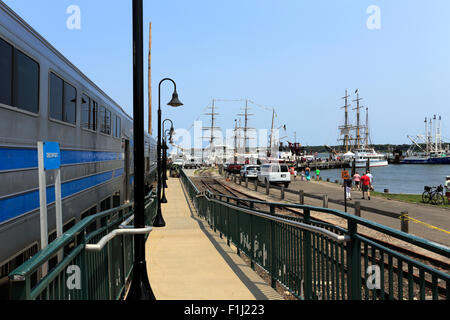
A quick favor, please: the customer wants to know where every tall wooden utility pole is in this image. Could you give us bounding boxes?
[147,22,152,135]
[268,108,275,157]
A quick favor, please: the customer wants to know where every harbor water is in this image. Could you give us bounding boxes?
[315,164,450,194]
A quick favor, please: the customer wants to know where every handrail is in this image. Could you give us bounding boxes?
[85,227,153,252]
[85,213,153,252]
[207,195,350,243]
[203,190,450,258]
[9,192,155,279]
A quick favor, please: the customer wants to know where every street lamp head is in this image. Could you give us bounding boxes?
[167,91,183,107]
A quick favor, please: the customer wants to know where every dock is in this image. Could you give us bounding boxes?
[295,160,349,171]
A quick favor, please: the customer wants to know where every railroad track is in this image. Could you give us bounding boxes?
[192,175,450,299]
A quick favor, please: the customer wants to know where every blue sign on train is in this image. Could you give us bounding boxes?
[43,142,61,170]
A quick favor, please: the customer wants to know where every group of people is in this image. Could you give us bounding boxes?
[301,167,321,182]
[344,171,373,201]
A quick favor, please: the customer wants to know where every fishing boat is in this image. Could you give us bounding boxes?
[401,116,450,164]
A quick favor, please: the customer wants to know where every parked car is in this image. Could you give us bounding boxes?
[226,163,243,174]
[240,165,260,179]
[184,158,201,169]
[172,159,185,167]
[257,163,291,187]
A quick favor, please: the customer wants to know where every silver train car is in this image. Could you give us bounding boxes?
[0,2,157,296]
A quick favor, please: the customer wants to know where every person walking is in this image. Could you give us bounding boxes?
[305,167,311,181]
[366,170,374,191]
[345,178,352,200]
[316,168,320,181]
[353,172,361,191]
[360,172,371,200]
[445,176,450,203]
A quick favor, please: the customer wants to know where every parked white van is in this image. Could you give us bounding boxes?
[258,163,291,187]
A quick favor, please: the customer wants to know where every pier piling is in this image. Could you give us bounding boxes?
[354,201,361,217]
[401,212,409,233]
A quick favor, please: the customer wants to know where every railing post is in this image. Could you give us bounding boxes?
[303,208,313,300]
[245,177,249,189]
[79,229,89,300]
[266,180,270,195]
[270,205,277,289]
[299,190,304,205]
[227,204,231,246]
[347,219,362,300]
[9,277,31,300]
[401,212,409,233]
[281,185,285,200]
[323,195,328,208]
[354,201,361,217]
[254,179,258,192]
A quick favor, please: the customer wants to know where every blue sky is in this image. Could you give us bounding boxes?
[4,0,450,147]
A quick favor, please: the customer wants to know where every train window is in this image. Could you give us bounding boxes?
[63,219,76,232]
[99,106,111,135]
[49,72,77,125]
[63,82,77,124]
[112,114,117,137]
[105,109,111,134]
[99,106,105,132]
[81,95,98,131]
[81,205,97,220]
[116,116,121,138]
[113,193,121,208]
[100,197,111,212]
[91,100,98,130]
[81,94,90,129]
[14,49,39,113]
[0,38,12,106]
[49,73,63,120]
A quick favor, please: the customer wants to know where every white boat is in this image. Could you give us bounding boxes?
[354,147,388,167]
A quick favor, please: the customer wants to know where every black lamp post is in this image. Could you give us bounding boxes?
[161,128,173,203]
[162,119,174,188]
[127,0,155,300]
[154,79,183,228]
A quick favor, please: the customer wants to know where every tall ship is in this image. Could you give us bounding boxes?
[338,89,388,168]
[401,116,450,164]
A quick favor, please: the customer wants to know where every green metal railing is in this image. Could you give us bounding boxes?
[8,193,157,300]
[181,170,450,300]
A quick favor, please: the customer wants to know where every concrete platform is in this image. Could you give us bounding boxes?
[145,176,283,300]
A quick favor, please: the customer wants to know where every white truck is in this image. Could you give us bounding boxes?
[258,163,291,188]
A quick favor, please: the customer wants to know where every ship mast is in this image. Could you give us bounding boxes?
[353,90,363,149]
[339,89,352,153]
[237,99,254,155]
[424,118,428,153]
[202,99,221,162]
[365,107,369,147]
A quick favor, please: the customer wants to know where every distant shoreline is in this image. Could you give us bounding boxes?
[299,144,433,154]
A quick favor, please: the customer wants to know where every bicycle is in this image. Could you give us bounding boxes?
[422,185,446,205]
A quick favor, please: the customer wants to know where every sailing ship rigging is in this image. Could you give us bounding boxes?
[338,89,388,168]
